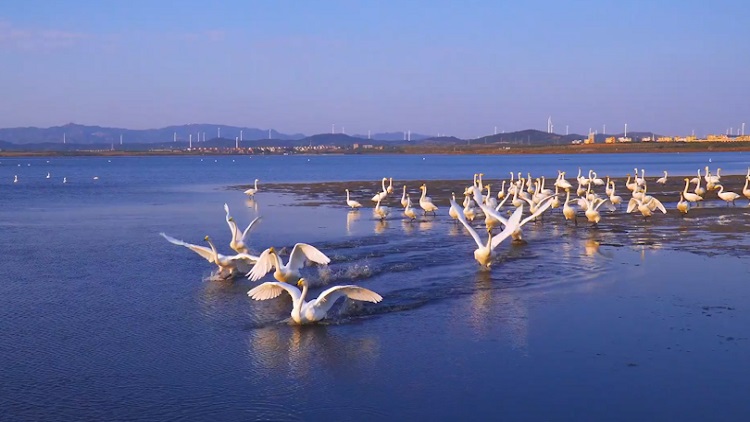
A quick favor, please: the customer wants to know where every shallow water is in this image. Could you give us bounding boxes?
[2,154,750,420]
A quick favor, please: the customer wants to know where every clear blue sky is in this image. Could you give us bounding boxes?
[1,0,748,137]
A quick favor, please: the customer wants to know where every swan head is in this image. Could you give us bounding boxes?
[268,246,276,254]
[204,235,211,241]
[297,278,307,288]
[228,217,234,222]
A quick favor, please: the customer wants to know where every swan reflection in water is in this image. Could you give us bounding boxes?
[418,217,434,232]
[247,325,380,379]
[346,210,360,235]
[401,219,415,235]
[245,197,259,213]
[374,219,388,234]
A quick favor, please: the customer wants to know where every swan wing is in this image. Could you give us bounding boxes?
[478,201,509,226]
[248,281,302,302]
[227,253,259,265]
[311,285,383,315]
[247,248,277,281]
[288,243,331,271]
[451,197,484,248]
[626,198,638,213]
[223,203,240,241]
[240,216,262,241]
[160,232,215,262]
[593,198,612,211]
[495,194,510,210]
[652,198,667,214]
[491,205,524,250]
[521,196,553,226]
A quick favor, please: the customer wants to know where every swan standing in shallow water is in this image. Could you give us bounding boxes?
[562,189,577,225]
[449,192,461,222]
[403,196,418,220]
[247,278,382,324]
[419,184,438,215]
[371,178,389,202]
[400,185,409,208]
[46,172,51,179]
[345,189,362,209]
[160,233,258,279]
[656,171,668,184]
[224,203,261,254]
[374,197,390,221]
[677,193,690,215]
[247,243,331,283]
[716,184,740,206]
[743,177,750,204]
[449,196,523,268]
[682,178,704,204]
[244,179,260,197]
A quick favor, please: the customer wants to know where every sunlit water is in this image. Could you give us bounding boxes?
[2,153,750,420]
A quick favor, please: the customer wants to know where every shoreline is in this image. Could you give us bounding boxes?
[3,142,750,158]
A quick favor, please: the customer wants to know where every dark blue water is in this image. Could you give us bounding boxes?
[2,153,750,421]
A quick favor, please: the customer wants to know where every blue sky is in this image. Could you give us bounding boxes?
[1,0,748,137]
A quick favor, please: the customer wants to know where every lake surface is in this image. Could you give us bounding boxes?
[2,152,750,421]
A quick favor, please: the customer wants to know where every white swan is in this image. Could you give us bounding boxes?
[403,196,417,220]
[419,184,438,215]
[625,174,638,192]
[224,203,261,254]
[247,278,382,325]
[627,192,667,220]
[605,176,613,197]
[716,184,740,206]
[345,189,362,209]
[550,186,561,208]
[247,243,331,283]
[463,193,478,222]
[496,180,507,200]
[449,192,461,222]
[577,168,590,186]
[590,171,605,186]
[694,176,706,197]
[13,175,18,183]
[484,184,498,209]
[386,177,394,194]
[677,193,689,215]
[374,197,390,221]
[656,171,668,184]
[689,169,701,185]
[562,189,577,224]
[46,172,51,179]
[371,177,389,202]
[743,177,750,204]
[583,197,613,225]
[682,178,704,204]
[160,233,258,279]
[449,196,523,268]
[400,185,409,208]
[608,181,623,209]
[244,179,260,196]
[555,172,573,190]
[63,177,67,184]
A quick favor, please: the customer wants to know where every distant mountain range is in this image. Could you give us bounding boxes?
[0,123,439,145]
[0,123,664,152]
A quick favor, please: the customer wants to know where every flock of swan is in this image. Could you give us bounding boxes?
[161,166,750,325]
[161,180,383,325]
